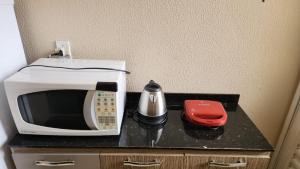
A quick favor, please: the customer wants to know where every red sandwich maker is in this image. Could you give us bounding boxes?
[184,100,227,127]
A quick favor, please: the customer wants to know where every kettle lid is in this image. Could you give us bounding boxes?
[144,80,162,92]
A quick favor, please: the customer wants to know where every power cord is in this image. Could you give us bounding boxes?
[48,50,64,58]
[26,50,130,74]
[18,65,131,74]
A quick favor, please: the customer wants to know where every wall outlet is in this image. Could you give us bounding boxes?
[55,40,72,59]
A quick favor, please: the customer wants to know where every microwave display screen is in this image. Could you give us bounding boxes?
[17,90,90,130]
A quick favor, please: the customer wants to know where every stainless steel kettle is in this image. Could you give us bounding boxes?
[137,80,167,124]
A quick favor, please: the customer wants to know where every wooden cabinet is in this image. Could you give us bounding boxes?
[12,153,100,169]
[11,149,271,169]
[100,153,184,169]
[186,154,270,169]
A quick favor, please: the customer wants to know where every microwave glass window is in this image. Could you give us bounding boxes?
[17,90,90,130]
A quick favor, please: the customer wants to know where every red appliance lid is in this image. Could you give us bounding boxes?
[184,100,227,127]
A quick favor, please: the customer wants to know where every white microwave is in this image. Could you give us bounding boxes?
[4,58,127,136]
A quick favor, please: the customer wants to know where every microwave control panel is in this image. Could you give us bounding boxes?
[94,91,116,130]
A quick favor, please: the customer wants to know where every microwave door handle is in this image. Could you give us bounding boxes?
[83,90,98,130]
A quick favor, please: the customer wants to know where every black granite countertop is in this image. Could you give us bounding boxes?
[9,93,273,151]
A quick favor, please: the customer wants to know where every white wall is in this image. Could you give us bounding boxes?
[14,0,300,145]
[0,1,26,169]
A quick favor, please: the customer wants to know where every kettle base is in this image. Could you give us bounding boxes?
[134,112,167,125]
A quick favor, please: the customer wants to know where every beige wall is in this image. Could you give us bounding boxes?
[14,0,300,145]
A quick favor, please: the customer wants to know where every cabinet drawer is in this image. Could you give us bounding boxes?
[100,153,184,169]
[186,154,270,169]
[12,153,100,169]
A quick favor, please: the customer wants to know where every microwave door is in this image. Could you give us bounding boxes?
[17,90,90,130]
[83,91,98,130]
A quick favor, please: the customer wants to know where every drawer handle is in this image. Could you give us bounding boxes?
[208,160,247,168]
[35,160,75,167]
[123,160,161,167]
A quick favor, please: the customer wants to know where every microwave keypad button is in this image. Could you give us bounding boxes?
[95,91,116,129]
[97,116,116,129]
[110,116,115,123]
